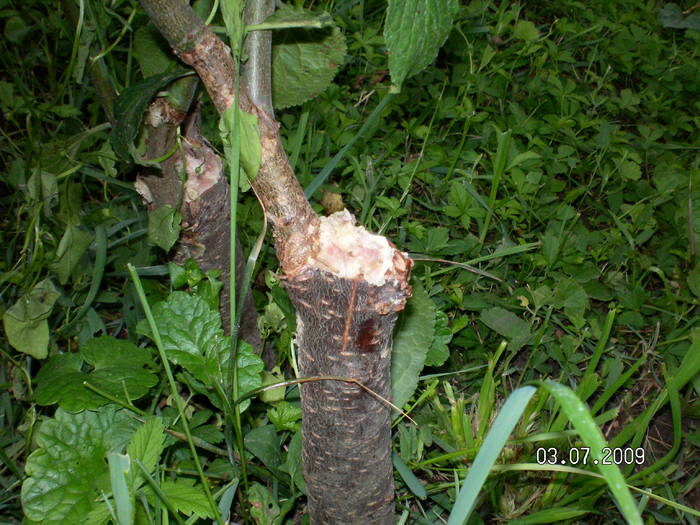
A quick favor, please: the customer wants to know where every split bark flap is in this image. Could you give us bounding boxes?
[136,99,260,347]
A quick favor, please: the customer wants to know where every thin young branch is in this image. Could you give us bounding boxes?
[243,0,275,116]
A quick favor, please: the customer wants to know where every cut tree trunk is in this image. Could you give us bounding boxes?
[138,1,413,522]
[285,211,412,524]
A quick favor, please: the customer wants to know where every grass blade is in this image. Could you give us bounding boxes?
[393,452,427,500]
[447,385,537,525]
[305,92,395,198]
[537,380,643,525]
[107,452,134,525]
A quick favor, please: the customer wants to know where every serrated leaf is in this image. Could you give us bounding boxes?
[137,292,263,410]
[391,279,436,409]
[34,336,157,411]
[267,400,302,432]
[480,306,531,351]
[270,5,346,109]
[160,478,216,519]
[127,417,165,489]
[110,70,190,161]
[385,0,459,90]
[148,205,181,251]
[137,292,226,379]
[425,309,451,367]
[3,278,59,358]
[21,406,139,524]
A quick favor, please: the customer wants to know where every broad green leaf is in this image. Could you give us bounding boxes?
[126,417,165,489]
[3,278,59,359]
[137,292,263,410]
[480,306,531,351]
[133,24,175,77]
[49,225,93,284]
[688,263,700,298]
[658,3,700,29]
[21,406,139,524]
[391,279,436,409]
[279,430,305,494]
[137,292,226,380]
[34,336,157,411]
[513,20,540,41]
[385,0,459,90]
[148,205,181,252]
[553,278,589,329]
[260,367,286,403]
[221,0,244,56]
[245,424,282,474]
[270,5,346,109]
[253,7,333,30]
[5,15,31,43]
[27,169,58,216]
[233,341,265,413]
[160,478,216,519]
[219,106,262,181]
[248,482,280,525]
[110,70,190,161]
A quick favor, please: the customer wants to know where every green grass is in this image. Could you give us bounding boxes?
[1,0,699,523]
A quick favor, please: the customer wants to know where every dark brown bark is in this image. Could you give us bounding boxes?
[138,1,414,522]
[285,271,401,524]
